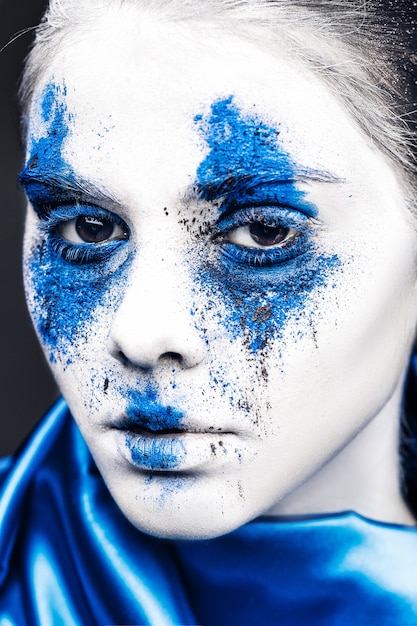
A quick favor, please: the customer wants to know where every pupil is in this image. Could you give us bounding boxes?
[76,216,114,243]
[249,223,289,247]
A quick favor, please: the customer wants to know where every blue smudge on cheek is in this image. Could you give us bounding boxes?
[23,82,130,363]
[194,96,341,353]
[28,247,130,365]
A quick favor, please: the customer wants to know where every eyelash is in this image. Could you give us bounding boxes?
[214,205,315,267]
[36,201,315,269]
[37,204,130,264]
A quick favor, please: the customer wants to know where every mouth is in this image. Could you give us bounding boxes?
[117,423,186,436]
[111,384,239,472]
[113,413,236,473]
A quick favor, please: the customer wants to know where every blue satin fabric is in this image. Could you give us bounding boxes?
[1,399,417,625]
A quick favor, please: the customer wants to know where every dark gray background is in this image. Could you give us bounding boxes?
[0,0,57,457]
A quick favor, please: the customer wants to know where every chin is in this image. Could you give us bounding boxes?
[126,509,250,541]
[105,476,263,541]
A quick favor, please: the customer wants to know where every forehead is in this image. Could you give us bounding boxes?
[26,11,380,201]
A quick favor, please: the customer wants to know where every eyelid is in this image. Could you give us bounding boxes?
[215,181,320,219]
[36,201,130,232]
[212,203,321,268]
[215,204,317,234]
[36,202,131,266]
[20,172,124,217]
[57,217,128,245]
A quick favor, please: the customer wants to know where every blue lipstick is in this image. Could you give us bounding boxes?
[119,386,186,471]
[125,433,186,471]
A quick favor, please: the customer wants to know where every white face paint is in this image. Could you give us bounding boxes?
[22,11,417,538]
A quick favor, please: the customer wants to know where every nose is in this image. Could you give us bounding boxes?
[108,253,207,371]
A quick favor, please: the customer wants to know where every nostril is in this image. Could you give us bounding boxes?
[113,348,184,369]
[162,351,183,363]
[108,311,207,369]
[116,350,128,366]
[116,350,140,368]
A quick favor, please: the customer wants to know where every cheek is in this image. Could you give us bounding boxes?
[23,232,130,366]
[194,248,341,357]
[178,248,343,434]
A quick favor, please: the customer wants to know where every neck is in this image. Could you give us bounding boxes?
[267,379,416,526]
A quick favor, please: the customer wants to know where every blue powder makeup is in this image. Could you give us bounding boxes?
[125,434,185,471]
[125,385,184,432]
[21,84,340,423]
[21,82,131,363]
[123,385,186,469]
[193,96,341,354]
[195,95,317,211]
[21,83,76,206]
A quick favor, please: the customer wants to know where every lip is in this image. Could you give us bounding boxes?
[123,429,186,470]
[114,424,237,472]
[113,389,238,471]
[112,400,188,470]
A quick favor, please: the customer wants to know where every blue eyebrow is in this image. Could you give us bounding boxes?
[193,95,344,220]
[193,170,339,202]
[192,170,340,218]
[20,80,120,215]
[18,168,119,216]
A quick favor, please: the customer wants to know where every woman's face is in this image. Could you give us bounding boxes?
[22,12,417,538]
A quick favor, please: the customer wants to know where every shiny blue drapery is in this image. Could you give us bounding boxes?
[1,398,417,625]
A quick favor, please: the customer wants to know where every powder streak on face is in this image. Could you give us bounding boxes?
[193,96,341,353]
[120,379,188,469]
[125,385,184,431]
[21,82,131,364]
[26,82,73,182]
[195,95,322,210]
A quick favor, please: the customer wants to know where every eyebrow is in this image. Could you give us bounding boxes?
[18,166,119,211]
[19,164,342,217]
[192,169,342,204]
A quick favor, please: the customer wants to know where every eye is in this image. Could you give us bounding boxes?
[225,221,297,249]
[214,205,316,268]
[57,215,129,244]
